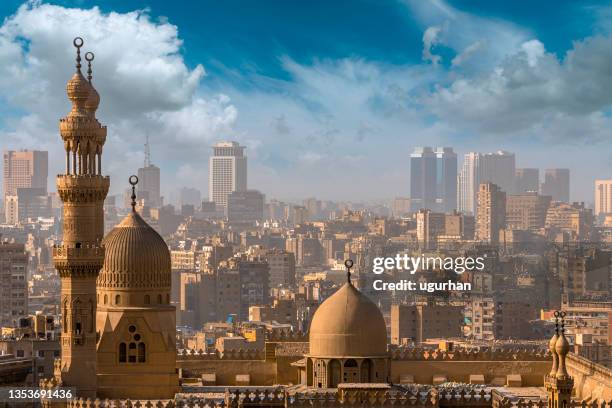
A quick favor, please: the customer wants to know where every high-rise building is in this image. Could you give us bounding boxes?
[209,141,247,209]
[458,151,515,215]
[476,182,506,244]
[515,168,539,193]
[595,179,612,217]
[266,249,296,288]
[0,242,28,327]
[226,189,265,223]
[3,150,49,222]
[435,147,457,213]
[541,168,570,202]
[410,147,436,211]
[179,187,202,208]
[136,136,161,207]
[3,150,48,198]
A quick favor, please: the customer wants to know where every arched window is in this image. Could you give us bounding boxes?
[119,343,127,363]
[144,295,150,305]
[128,342,137,363]
[157,294,162,304]
[166,294,170,304]
[103,294,108,305]
[115,295,121,305]
[138,343,146,363]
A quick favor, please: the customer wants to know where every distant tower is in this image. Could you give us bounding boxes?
[209,141,247,209]
[53,38,109,397]
[409,147,436,212]
[545,311,574,408]
[137,135,161,207]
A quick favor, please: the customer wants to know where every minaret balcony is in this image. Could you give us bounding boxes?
[53,245,105,271]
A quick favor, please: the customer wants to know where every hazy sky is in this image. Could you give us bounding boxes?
[1,0,612,203]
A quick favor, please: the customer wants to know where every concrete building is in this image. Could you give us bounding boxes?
[416,209,445,250]
[209,141,247,209]
[226,189,265,224]
[545,202,594,241]
[541,169,570,203]
[391,302,463,344]
[0,242,28,327]
[515,168,539,193]
[506,192,552,231]
[476,183,506,244]
[3,150,48,199]
[267,249,296,288]
[595,179,612,218]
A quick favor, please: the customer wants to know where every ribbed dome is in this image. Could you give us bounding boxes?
[66,71,90,108]
[309,282,388,357]
[98,211,170,290]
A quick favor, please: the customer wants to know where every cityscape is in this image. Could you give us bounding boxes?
[0,1,611,407]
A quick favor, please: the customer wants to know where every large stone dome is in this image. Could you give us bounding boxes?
[97,211,171,292]
[309,282,388,357]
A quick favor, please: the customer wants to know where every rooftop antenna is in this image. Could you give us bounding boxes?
[144,135,151,167]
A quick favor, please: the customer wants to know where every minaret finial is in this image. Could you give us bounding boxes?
[85,51,94,82]
[554,310,560,335]
[73,37,84,71]
[344,259,354,284]
[129,175,139,212]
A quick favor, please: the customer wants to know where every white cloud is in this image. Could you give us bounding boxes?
[422,26,442,65]
[0,1,235,196]
[426,36,612,138]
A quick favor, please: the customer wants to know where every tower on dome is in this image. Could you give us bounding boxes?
[298,260,390,388]
[95,176,179,399]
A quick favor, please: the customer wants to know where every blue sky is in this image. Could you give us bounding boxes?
[1,0,612,202]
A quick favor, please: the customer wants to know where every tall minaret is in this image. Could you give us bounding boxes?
[53,37,109,398]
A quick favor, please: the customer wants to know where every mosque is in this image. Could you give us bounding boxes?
[41,38,610,408]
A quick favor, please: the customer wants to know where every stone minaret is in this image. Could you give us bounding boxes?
[53,37,109,398]
[545,311,574,408]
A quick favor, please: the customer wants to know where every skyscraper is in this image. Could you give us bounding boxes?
[209,141,247,209]
[541,168,570,202]
[3,150,49,222]
[136,136,161,207]
[458,151,515,215]
[410,147,436,211]
[476,182,506,244]
[515,168,539,193]
[435,147,457,213]
[594,179,612,217]
[3,150,48,198]
[0,242,27,327]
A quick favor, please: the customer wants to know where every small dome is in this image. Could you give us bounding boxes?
[66,71,90,107]
[85,84,100,114]
[98,211,170,291]
[309,282,387,357]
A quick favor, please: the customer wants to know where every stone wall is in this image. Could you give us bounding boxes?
[567,353,612,401]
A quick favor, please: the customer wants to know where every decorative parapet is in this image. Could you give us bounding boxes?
[390,347,550,361]
[266,331,308,343]
[177,349,266,361]
[493,399,611,408]
[66,399,177,407]
[438,389,491,407]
